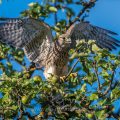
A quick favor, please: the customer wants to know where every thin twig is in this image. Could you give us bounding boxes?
[0,107,16,111]
[72,0,97,23]
[102,68,116,96]
[67,0,97,28]
[0,80,5,81]
[64,59,79,80]
[93,62,101,92]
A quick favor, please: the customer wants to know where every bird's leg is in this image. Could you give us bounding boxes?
[60,72,78,82]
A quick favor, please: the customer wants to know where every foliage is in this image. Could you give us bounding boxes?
[0,0,120,119]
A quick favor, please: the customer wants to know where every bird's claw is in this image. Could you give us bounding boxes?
[70,72,78,77]
[60,76,66,82]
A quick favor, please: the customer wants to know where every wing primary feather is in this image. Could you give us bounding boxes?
[68,22,119,51]
[93,25,118,35]
[96,41,113,51]
[91,25,119,49]
[0,17,53,67]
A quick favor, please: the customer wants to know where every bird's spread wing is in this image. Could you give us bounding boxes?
[0,17,53,66]
[66,22,120,50]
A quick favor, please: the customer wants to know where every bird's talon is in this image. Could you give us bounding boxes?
[60,76,66,82]
[70,72,78,77]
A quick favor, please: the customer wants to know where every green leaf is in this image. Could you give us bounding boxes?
[54,26,61,32]
[70,52,79,59]
[48,6,57,12]
[21,95,30,104]
[28,2,35,7]
[86,113,94,119]
[98,99,107,106]
[92,44,100,52]
[89,93,98,100]
[81,83,87,92]
[28,2,38,7]
[11,105,18,111]
[66,8,75,17]
[111,88,120,99]
[95,110,106,119]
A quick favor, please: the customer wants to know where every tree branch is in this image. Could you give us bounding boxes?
[102,68,117,96]
[64,59,79,80]
[92,62,101,92]
[67,0,97,28]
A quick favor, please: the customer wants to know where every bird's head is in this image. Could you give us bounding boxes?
[58,34,70,48]
[59,34,66,42]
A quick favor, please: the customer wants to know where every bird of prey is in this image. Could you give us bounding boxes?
[0,17,119,78]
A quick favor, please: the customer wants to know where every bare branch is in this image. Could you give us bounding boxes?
[103,68,117,96]
[92,62,101,92]
[67,0,98,28]
[64,59,79,80]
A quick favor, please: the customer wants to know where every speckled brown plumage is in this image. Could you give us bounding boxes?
[0,17,119,78]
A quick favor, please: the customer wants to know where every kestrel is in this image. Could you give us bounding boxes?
[0,17,119,78]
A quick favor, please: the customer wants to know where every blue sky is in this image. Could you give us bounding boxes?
[0,0,120,32]
[88,0,120,35]
[0,0,120,117]
[0,0,120,33]
[0,0,120,50]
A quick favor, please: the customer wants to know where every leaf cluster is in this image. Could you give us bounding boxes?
[0,0,120,119]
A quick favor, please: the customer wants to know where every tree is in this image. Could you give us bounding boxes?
[0,0,120,119]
